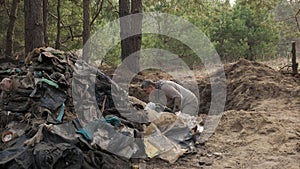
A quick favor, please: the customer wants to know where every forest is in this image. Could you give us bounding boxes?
[0,0,300,66]
[0,1,300,168]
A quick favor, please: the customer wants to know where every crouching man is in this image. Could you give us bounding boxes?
[141,79,199,116]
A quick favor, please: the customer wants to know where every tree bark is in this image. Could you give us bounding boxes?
[292,41,298,75]
[119,0,131,61]
[82,0,90,62]
[5,0,20,58]
[55,0,61,49]
[24,0,45,55]
[119,0,142,72]
[43,0,49,46]
[130,0,142,72]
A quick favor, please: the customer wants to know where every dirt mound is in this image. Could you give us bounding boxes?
[198,59,300,113]
[204,98,300,168]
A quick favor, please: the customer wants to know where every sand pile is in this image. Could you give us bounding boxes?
[198,59,300,113]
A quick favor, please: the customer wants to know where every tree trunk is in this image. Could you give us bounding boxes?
[5,0,20,58]
[24,0,45,55]
[292,41,298,75]
[119,0,142,72]
[55,0,61,49]
[82,0,90,62]
[130,0,142,72]
[246,41,254,61]
[43,0,49,46]
[119,0,131,61]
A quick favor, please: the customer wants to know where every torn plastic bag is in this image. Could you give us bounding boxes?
[158,143,187,164]
[31,83,67,111]
[49,121,81,143]
[90,119,140,159]
[119,109,149,126]
[45,122,132,169]
[40,86,66,111]
[144,102,172,113]
[143,111,195,163]
[163,120,195,150]
[153,112,195,149]
[143,123,187,163]
[144,124,175,156]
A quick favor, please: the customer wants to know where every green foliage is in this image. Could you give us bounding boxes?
[204,0,281,61]
[142,0,282,63]
[0,0,299,64]
[274,0,300,57]
[0,0,24,55]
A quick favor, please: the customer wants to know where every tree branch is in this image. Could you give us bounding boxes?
[3,0,10,16]
[107,0,119,14]
[295,8,300,32]
[49,12,76,41]
[0,0,5,6]
[90,0,104,26]
[61,34,82,43]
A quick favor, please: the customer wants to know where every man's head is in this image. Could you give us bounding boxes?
[141,80,156,94]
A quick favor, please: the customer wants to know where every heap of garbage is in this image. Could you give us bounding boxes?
[0,47,202,168]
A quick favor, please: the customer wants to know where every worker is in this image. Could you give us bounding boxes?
[141,79,199,115]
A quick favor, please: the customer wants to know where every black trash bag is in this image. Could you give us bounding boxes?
[0,135,34,169]
[34,142,84,169]
[82,150,131,169]
[32,83,67,111]
[3,96,32,112]
[0,142,84,169]
[0,147,34,169]
[0,123,132,169]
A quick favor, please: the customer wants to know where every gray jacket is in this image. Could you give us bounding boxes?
[157,80,198,114]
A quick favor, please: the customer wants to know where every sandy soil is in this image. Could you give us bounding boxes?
[121,58,300,169]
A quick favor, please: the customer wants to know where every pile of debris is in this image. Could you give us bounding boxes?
[0,47,201,168]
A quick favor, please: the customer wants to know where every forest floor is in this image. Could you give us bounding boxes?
[112,57,300,169]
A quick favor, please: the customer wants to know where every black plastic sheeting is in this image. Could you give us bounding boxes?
[0,122,131,169]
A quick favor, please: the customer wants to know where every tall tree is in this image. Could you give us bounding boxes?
[119,0,142,72]
[55,0,61,49]
[82,0,90,61]
[130,0,142,71]
[43,0,49,46]
[24,0,45,55]
[119,0,131,61]
[5,0,20,58]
